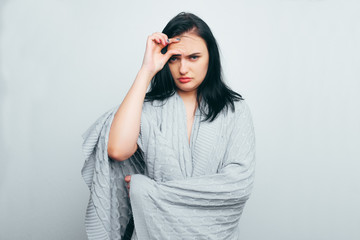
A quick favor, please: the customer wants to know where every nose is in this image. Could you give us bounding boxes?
[179,59,189,75]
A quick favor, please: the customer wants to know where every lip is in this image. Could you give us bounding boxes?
[178,77,192,83]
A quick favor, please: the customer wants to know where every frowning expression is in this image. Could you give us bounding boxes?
[167,32,209,95]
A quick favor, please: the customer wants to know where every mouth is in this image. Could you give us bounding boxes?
[178,77,192,83]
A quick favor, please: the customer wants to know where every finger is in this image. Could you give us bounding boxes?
[124,175,131,183]
[150,33,164,41]
[156,33,170,46]
[168,37,181,44]
[149,33,162,45]
[151,32,165,37]
[158,32,169,39]
[158,37,165,46]
[153,33,170,46]
[164,49,182,61]
[150,36,161,45]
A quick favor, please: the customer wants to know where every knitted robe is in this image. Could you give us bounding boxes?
[81,91,256,240]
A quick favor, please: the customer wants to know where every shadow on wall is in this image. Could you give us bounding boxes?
[0,0,9,188]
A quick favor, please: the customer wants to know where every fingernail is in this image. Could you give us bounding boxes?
[166,39,170,43]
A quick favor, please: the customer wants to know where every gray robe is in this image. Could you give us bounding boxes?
[81,91,256,239]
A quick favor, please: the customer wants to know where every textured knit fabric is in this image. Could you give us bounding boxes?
[81,91,256,240]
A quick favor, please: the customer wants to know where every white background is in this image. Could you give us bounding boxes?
[0,0,359,239]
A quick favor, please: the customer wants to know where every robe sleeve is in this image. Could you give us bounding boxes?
[81,105,146,240]
[136,106,152,158]
[129,101,256,240]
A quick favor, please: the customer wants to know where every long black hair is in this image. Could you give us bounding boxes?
[145,12,243,122]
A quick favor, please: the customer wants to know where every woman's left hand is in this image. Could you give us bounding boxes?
[125,175,131,197]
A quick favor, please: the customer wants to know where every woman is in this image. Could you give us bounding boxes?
[82,12,255,240]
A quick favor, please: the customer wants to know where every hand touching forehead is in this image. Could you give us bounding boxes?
[167,33,208,56]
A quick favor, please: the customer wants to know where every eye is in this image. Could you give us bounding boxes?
[169,56,178,63]
[190,55,199,60]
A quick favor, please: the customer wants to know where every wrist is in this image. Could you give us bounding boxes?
[136,67,155,84]
[139,66,157,79]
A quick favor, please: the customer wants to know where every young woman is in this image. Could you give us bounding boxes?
[82,12,256,240]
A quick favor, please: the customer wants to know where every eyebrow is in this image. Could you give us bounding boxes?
[172,52,201,57]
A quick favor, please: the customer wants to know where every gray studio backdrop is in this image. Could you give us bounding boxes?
[0,0,359,239]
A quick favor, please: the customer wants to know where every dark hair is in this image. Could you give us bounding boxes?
[145,12,243,122]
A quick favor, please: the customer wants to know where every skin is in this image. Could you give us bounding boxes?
[108,34,181,161]
[168,32,209,147]
[167,32,209,101]
[125,31,210,196]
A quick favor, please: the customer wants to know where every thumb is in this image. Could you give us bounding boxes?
[163,49,181,61]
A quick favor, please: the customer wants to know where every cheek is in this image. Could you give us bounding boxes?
[199,60,209,77]
[168,64,177,76]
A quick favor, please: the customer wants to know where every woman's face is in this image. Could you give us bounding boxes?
[167,32,209,96]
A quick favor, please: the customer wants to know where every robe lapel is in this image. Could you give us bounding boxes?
[174,91,224,177]
[191,101,224,177]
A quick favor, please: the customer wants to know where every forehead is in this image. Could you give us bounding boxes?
[167,33,207,54]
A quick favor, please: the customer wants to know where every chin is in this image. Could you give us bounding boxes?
[177,88,197,94]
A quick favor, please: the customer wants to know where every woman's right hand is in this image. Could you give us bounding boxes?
[140,32,181,77]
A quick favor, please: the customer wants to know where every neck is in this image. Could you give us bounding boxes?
[176,90,201,114]
[176,90,197,103]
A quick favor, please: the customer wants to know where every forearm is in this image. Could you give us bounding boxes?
[108,68,154,161]
[108,32,180,161]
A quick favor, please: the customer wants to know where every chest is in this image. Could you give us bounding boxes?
[186,113,195,144]
[143,98,228,179]
[184,104,197,145]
